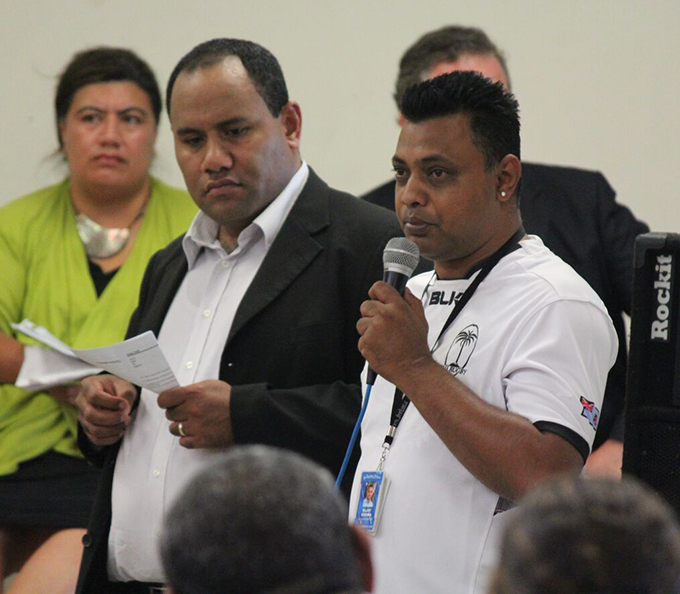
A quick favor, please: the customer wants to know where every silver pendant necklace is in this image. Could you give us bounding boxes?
[75,201,147,259]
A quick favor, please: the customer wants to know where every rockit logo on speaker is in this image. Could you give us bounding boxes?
[651,254,673,342]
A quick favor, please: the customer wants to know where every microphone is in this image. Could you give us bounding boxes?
[366,237,420,385]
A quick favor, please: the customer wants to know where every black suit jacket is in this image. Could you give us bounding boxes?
[362,162,649,449]
[76,169,401,592]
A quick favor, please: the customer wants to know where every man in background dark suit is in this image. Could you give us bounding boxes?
[74,38,400,592]
[363,25,648,476]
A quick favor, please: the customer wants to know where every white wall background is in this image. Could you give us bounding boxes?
[1,0,678,231]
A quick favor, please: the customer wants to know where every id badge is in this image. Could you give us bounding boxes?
[354,471,390,535]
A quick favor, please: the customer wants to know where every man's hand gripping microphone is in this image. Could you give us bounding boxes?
[365,237,420,385]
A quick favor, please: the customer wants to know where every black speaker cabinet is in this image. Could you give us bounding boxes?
[623,232,680,511]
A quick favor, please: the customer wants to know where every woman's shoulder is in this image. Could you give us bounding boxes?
[149,177,198,221]
[1,181,69,215]
[150,177,194,204]
[0,181,70,231]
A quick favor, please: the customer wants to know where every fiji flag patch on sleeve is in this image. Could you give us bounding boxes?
[580,396,600,430]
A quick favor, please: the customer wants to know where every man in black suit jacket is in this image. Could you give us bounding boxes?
[362,25,648,476]
[74,39,400,592]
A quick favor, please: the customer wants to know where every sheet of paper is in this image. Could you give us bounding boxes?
[12,319,102,390]
[72,331,179,394]
[15,347,102,391]
[12,319,75,357]
[12,319,179,394]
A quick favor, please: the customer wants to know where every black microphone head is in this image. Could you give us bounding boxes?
[383,237,420,278]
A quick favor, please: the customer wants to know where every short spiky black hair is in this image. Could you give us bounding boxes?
[401,70,520,170]
[166,38,288,117]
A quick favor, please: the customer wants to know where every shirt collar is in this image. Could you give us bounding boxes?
[182,161,309,267]
[257,161,309,248]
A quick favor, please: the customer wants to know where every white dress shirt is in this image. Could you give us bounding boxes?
[107,163,309,582]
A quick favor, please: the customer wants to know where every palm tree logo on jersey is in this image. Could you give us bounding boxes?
[445,324,479,376]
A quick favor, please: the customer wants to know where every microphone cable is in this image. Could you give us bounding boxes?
[335,383,372,490]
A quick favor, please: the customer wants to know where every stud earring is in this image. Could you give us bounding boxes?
[501,191,507,197]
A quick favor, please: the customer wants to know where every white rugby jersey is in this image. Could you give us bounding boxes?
[349,235,617,594]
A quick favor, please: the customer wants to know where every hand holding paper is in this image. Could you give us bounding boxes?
[76,375,137,446]
[12,319,179,394]
[72,331,179,394]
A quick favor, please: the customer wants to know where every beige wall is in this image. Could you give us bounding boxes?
[1,0,678,231]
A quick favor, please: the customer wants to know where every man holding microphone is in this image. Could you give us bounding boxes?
[351,71,617,593]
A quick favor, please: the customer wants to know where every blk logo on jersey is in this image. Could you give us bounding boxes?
[429,290,462,306]
[580,396,600,430]
[445,324,478,376]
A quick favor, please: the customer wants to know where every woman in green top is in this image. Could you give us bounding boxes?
[0,48,196,593]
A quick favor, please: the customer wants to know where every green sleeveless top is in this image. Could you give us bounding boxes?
[0,177,197,474]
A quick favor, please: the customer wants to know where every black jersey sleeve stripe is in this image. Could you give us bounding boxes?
[534,420,590,463]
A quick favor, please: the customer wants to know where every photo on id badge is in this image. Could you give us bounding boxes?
[354,472,386,532]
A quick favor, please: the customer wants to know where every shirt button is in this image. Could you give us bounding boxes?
[186,361,194,369]
[203,309,211,317]
[227,362,234,368]
[221,260,230,268]
[152,469,161,478]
